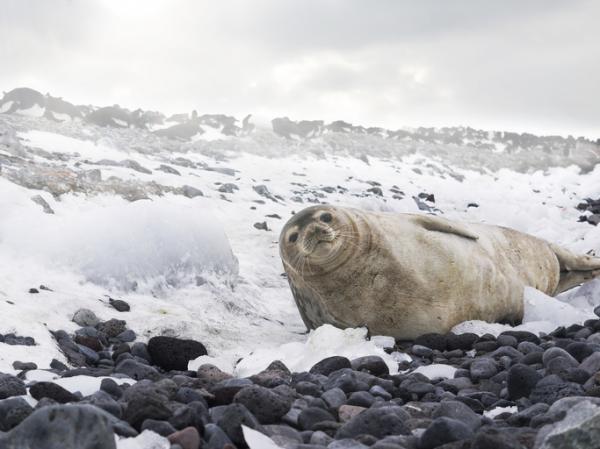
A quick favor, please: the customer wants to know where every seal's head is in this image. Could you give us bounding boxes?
[279,205,368,277]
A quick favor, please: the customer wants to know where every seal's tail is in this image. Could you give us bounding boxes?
[551,244,600,294]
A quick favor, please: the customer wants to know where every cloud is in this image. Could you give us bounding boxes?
[0,0,598,138]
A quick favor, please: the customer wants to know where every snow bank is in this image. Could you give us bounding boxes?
[231,325,401,376]
[452,286,595,337]
[0,197,238,292]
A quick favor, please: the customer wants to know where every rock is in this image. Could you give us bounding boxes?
[109,298,130,312]
[351,356,389,376]
[204,423,234,449]
[72,308,100,327]
[321,388,347,409]
[542,347,578,368]
[347,391,376,408]
[336,406,410,439]
[233,385,292,424]
[433,400,481,431]
[530,377,584,405]
[141,419,176,437]
[148,336,207,371]
[211,378,253,405]
[12,361,37,371]
[310,356,352,376]
[31,194,55,214]
[0,397,33,431]
[0,404,116,449]
[338,404,366,423]
[116,329,136,343]
[196,364,233,385]
[535,400,600,449]
[168,426,201,449]
[96,319,127,338]
[415,333,447,351]
[29,382,79,404]
[298,407,336,430]
[419,417,473,449]
[0,374,26,399]
[130,342,151,362]
[122,388,172,430]
[470,358,499,381]
[181,185,203,198]
[215,403,263,447]
[253,221,270,231]
[324,369,369,393]
[580,352,600,375]
[507,364,542,400]
[115,359,161,381]
[446,333,478,350]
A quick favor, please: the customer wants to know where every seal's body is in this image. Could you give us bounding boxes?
[279,205,600,339]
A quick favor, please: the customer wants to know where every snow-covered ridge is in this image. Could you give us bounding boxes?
[2,87,599,173]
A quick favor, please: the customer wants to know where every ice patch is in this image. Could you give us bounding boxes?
[232,324,399,376]
[116,430,170,449]
[0,101,13,113]
[413,364,457,379]
[16,104,44,117]
[452,286,594,336]
[484,406,517,418]
[243,425,283,449]
[0,198,239,292]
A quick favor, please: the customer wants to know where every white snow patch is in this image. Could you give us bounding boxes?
[452,286,594,337]
[484,406,517,418]
[0,198,238,292]
[16,104,44,117]
[116,430,170,449]
[412,364,457,379]
[232,325,399,377]
[243,425,283,449]
[0,101,13,113]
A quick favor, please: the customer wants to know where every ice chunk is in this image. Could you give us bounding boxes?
[0,198,238,292]
[117,430,170,449]
[243,425,283,449]
[233,324,399,377]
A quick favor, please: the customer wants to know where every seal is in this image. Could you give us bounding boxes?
[279,205,600,339]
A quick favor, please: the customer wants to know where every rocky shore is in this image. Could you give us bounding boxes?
[2,308,600,449]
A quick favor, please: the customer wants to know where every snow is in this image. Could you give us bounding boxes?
[0,101,13,113]
[484,406,518,418]
[412,364,457,379]
[15,104,44,117]
[0,198,238,292]
[243,425,283,449]
[0,113,599,380]
[231,324,401,376]
[452,286,595,337]
[116,430,169,449]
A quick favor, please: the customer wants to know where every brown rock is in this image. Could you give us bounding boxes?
[168,427,200,449]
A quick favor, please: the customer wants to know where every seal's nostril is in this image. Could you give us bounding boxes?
[289,232,298,243]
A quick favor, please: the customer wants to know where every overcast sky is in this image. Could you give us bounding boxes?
[1,0,598,138]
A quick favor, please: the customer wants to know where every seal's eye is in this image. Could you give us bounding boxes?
[320,212,333,223]
[289,232,298,243]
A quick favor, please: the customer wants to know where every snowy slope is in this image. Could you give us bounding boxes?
[0,102,599,375]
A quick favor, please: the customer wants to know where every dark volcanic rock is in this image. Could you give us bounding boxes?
[29,382,80,404]
[0,397,33,431]
[336,406,410,439]
[507,364,542,400]
[234,385,292,424]
[419,417,473,449]
[0,374,26,399]
[0,404,116,449]
[215,403,263,447]
[148,336,207,372]
[310,356,352,376]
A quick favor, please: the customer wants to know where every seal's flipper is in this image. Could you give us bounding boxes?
[556,269,600,294]
[550,244,600,272]
[415,215,479,241]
